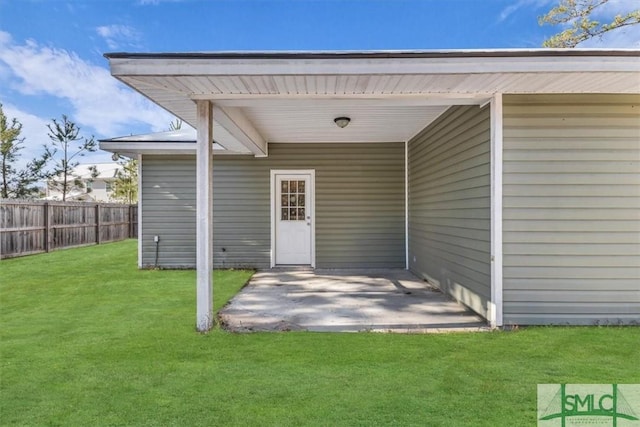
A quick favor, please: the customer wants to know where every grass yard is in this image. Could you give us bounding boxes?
[1,240,638,426]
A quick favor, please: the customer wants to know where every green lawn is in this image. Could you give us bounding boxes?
[1,240,638,426]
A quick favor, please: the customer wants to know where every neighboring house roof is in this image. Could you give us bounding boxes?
[76,163,121,180]
[47,163,121,181]
[46,162,121,181]
[102,49,640,156]
[45,162,122,201]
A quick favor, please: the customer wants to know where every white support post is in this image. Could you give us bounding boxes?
[195,100,214,332]
[490,93,504,328]
[405,140,409,270]
[137,154,143,268]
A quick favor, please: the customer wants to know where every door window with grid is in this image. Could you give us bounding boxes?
[280,179,306,221]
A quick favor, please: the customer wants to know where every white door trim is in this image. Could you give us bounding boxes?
[270,169,316,268]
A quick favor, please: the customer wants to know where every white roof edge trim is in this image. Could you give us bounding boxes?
[101,128,197,142]
[105,48,640,58]
[109,55,640,77]
[99,141,251,156]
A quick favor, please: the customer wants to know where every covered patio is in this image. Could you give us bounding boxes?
[219,269,487,332]
[101,50,640,330]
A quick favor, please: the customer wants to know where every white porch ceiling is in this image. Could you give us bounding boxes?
[242,102,448,143]
[107,50,640,154]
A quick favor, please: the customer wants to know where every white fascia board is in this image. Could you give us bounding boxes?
[99,141,251,156]
[100,141,197,155]
[109,55,640,77]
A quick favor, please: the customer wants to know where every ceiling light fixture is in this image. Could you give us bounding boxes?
[334,116,351,128]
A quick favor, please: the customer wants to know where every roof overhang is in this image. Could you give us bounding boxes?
[104,49,640,155]
[99,129,251,157]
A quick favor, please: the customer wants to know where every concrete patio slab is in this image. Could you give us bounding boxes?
[219,269,489,333]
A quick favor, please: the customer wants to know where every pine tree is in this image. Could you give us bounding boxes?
[45,115,97,201]
[169,118,183,131]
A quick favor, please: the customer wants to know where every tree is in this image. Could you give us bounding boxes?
[540,0,640,48]
[0,104,50,199]
[111,158,138,204]
[45,115,97,201]
[169,118,183,131]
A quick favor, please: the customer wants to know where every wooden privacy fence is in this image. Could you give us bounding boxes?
[0,201,138,259]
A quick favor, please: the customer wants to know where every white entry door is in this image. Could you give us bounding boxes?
[274,172,314,266]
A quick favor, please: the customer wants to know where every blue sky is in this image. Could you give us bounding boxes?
[0,0,638,166]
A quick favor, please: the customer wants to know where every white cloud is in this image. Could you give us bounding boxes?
[0,30,172,138]
[0,30,11,45]
[137,0,185,5]
[96,24,142,50]
[498,0,554,22]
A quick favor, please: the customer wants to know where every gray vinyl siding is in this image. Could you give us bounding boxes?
[141,155,197,268]
[502,94,640,325]
[408,105,491,319]
[141,143,405,269]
